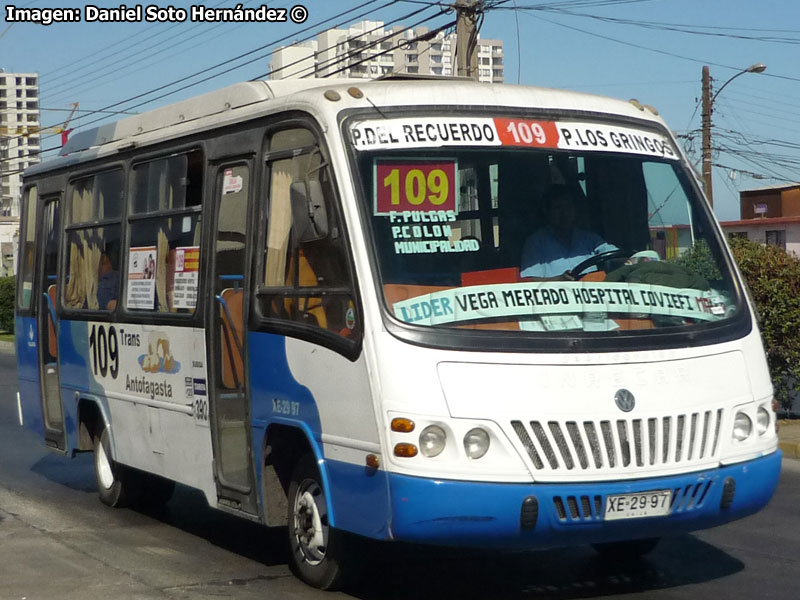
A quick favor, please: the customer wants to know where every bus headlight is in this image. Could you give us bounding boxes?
[464,428,490,459]
[756,406,771,436]
[419,425,446,457]
[733,412,752,441]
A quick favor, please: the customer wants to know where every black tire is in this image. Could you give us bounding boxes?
[287,453,353,590]
[592,537,660,560]
[93,427,133,508]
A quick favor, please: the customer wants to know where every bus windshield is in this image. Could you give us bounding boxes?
[351,114,741,335]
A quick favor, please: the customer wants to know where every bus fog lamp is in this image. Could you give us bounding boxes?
[463,428,490,459]
[733,412,752,441]
[394,443,418,458]
[756,406,770,435]
[419,425,446,457]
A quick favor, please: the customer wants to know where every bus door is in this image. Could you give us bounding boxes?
[37,196,66,451]
[206,163,259,515]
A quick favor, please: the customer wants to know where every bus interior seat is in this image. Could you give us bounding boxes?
[219,287,244,389]
[283,248,328,329]
[47,284,58,358]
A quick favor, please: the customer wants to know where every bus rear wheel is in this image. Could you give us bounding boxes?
[287,454,352,590]
[93,427,133,508]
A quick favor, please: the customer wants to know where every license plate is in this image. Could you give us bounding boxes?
[604,490,672,521]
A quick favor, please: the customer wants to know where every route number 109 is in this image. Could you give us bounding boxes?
[493,118,557,148]
[505,121,548,145]
[383,168,449,206]
[88,323,119,379]
[375,161,456,213]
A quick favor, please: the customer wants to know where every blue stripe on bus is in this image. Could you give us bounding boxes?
[247,331,329,519]
[386,450,782,547]
[15,316,44,436]
[247,330,392,535]
[324,457,392,539]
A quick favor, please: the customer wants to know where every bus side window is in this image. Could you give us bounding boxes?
[17,185,38,310]
[260,129,359,340]
[63,170,123,311]
[126,151,203,314]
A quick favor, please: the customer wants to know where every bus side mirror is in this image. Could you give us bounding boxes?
[290,180,328,243]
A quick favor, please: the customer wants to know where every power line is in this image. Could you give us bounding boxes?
[45,18,265,109]
[504,6,800,85]
[39,107,138,116]
[2,0,451,165]
[517,9,800,45]
[43,0,264,104]
[1,0,393,154]
[41,0,246,88]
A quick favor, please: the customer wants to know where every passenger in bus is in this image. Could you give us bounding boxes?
[97,252,118,310]
[520,184,617,280]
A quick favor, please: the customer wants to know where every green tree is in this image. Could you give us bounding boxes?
[729,237,800,410]
[0,276,15,333]
[671,239,722,282]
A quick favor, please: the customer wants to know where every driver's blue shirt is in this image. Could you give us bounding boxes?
[520,226,617,278]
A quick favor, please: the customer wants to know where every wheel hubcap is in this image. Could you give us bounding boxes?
[293,479,328,565]
[96,439,114,490]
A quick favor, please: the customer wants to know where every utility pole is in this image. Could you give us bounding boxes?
[700,63,766,210]
[701,65,713,207]
[455,0,479,79]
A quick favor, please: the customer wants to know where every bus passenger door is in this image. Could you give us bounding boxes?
[37,197,66,451]
[206,163,259,515]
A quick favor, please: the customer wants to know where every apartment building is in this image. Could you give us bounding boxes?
[270,20,504,83]
[0,70,40,275]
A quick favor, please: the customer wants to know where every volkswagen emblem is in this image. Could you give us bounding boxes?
[615,389,636,412]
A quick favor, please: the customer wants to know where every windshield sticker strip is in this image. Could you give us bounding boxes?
[351,118,677,159]
[353,117,501,150]
[391,281,725,326]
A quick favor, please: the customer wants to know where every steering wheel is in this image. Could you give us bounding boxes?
[567,249,629,280]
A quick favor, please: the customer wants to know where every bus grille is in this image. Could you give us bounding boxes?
[552,480,714,523]
[511,409,724,473]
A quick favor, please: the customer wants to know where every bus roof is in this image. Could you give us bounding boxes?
[28,78,667,176]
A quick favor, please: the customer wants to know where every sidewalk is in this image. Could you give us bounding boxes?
[778,419,800,459]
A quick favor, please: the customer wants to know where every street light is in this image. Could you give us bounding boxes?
[701,63,767,207]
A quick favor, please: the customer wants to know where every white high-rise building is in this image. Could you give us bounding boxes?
[270,21,503,83]
[0,70,40,275]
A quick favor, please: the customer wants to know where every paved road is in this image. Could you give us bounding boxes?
[1,347,799,599]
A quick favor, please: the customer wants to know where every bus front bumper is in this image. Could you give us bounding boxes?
[387,450,781,548]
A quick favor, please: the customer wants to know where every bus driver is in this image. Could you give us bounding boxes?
[520,184,617,281]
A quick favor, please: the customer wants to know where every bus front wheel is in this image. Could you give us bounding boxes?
[287,454,352,590]
[93,427,133,508]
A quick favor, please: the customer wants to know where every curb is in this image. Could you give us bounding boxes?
[779,440,800,459]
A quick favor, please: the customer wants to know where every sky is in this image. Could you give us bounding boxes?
[3,0,800,221]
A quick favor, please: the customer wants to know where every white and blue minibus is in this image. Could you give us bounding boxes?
[15,77,781,589]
